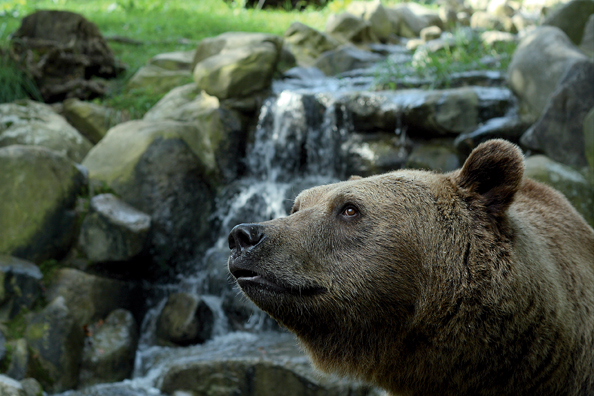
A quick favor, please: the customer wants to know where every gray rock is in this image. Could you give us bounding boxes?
[405,142,460,172]
[20,378,43,396]
[78,193,151,263]
[148,50,196,71]
[5,339,28,381]
[521,59,594,168]
[283,22,340,67]
[0,374,26,396]
[45,268,141,327]
[454,115,532,156]
[386,4,444,38]
[325,12,378,44]
[543,0,594,45]
[347,1,393,42]
[62,98,117,144]
[79,309,139,387]
[127,65,193,94]
[420,26,442,42]
[525,155,594,226]
[82,120,218,269]
[470,11,516,33]
[0,255,43,320]
[193,33,283,100]
[156,292,214,346]
[154,332,379,396]
[507,26,588,120]
[25,296,84,393]
[0,145,87,263]
[342,132,411,177]
[143,84,245,183]
[0,100,93,163]
[314,45,384,76]
[0,329,5,364]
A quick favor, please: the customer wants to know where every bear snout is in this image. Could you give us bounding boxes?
[228,223,265,253]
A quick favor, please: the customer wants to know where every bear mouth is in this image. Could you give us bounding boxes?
[231,268,326,297]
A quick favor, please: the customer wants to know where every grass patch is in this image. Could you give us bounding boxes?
[374,28,517,90]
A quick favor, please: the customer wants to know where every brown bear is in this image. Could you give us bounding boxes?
[227,139,594,396]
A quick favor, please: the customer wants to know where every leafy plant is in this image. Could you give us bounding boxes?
[0,50,42,103]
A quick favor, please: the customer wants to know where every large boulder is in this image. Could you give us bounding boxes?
[0,145,87,263]
[0,100,93,163]
[0,255,43,321]
[524,155,594,226]
[192,32,283,100]
[148,50,196,71]
[62,98,120,144]
[25,296,84,393]
[81,120,218,269]
[127,65,193,94]
[520,59,594,168]
[325,13,378,44]
[580,14,594,56]
[543,0,594,45]
[143,84,246,182]
[507,26,588,120]
[405,143,460,172]
[314,45,384,75]
[347,1,393,42]
[156,292,214,346]
[386,4,444,38]
[78,193,151,264]
[45,268,141,327]
[79,309,139,387]
[10,10,123,102]
[283,22,340,67]
[0,375,26,396]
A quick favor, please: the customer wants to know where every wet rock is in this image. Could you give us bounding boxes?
[454,115,531,156]
[283,22,340,67]
[79,309,139,387]
[148,50,196,71]
[156,292,214,346]
[347,1,393,42]
[221,289,263,332]
[0,100,93,163]
[524,155,594,226]
[0,145,87,263]
[0,255,43,320]
[62,98,120,144]
[82,120,218,270]
[156,332,378,396]
[543,0,594,45]
[0,329,5,363]
[314,45,384,75]
[0,375,26,396]
[193,33,283,100]
[386,4,444,38]
[78,193,151,263]
[342,133,411,177]
[25,296,84,393]
[5,339,28,381]
[20,378,43,396]
[143,84,246,182]
[127,65,192,94]
[10,10,123,102]
[202,247,235,296]
[507,26,588,120]
[45,268,141,327]
[520,59,594,168]
[405,142,460,172]
[325,13,378,45]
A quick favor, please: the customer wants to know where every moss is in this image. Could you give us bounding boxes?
[3,309,28,340]
[38,260,59,288]
[0,343,12,373]
[26,346,54,390]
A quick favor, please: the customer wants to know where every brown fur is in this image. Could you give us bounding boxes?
[228,139,594,396]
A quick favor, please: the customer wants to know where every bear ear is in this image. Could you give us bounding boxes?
[455,139,524,217]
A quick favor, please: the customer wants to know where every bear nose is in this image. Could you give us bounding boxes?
[228,223,265,252]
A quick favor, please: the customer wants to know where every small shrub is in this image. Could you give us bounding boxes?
[0,49,42,103]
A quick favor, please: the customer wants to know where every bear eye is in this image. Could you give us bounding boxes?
[340,205,359,219]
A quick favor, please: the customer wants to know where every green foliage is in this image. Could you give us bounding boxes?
[0,51,42,104]
[38,259,60,286]
[2,309,28,340]
[375,28,517,90]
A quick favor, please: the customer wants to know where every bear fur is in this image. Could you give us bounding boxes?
[228,139,594,396]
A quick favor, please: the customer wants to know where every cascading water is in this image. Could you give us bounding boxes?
[60,83,359,396]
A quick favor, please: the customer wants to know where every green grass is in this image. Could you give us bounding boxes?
[374,28,517,90]
[0,0,333,115]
